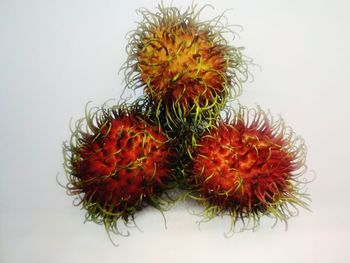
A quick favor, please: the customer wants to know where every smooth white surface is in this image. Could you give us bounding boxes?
[1,0,350,262]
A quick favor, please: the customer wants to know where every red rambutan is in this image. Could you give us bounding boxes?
[123,3,249,128]
[190,106,309,231]
[63,103,174,236]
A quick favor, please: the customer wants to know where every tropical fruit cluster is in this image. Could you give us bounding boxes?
[62,3,310,241]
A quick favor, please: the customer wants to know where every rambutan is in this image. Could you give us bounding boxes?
[123,3,249,128]
[190,106,309,231]
[62,103,174,236]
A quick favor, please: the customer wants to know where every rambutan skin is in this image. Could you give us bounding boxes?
[137,27,229,107]
[63,104,174,227]
[123,4,249,127]
[191,107,309,225]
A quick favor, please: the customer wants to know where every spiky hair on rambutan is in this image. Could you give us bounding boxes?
[188,106,310,234]
[122,3,249,130]
[62,101,175,239]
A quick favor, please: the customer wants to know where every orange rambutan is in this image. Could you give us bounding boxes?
[63,103,174,236]
[123,4,249,128]
[190,106,309,231]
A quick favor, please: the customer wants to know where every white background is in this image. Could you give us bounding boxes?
[1,0,350,262]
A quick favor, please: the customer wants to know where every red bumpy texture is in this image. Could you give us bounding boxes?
[192,119,298,211]
[71,114,172,213]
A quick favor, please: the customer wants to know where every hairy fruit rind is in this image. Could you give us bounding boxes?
[63,103,174,234]
[190,106,309,231]
[123,4,249,129]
